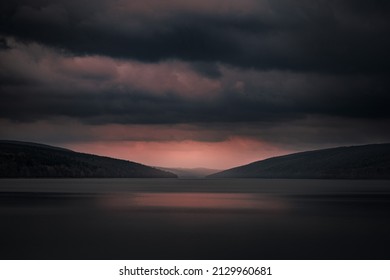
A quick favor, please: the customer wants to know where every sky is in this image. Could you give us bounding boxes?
[0,0,390,169]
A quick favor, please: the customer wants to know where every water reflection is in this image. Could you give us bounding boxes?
[100,192,287,211]
[1,179,390,259]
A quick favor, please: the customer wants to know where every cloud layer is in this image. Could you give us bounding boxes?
[1,0,389,168]
[2,0,390,72]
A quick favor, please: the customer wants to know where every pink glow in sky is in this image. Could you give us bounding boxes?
[65,138,290,169]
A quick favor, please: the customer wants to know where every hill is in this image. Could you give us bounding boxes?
[208,143,390,179]
[0,140,177,178]
[158,167,221,178]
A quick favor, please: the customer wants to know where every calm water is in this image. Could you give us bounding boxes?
[0,179,389,259]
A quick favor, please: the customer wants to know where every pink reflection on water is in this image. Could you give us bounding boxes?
[102,192,287,211]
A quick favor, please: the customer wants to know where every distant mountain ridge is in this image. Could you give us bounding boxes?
[208,143,390,179]
[158,167,221,178]
[0,140,177,178]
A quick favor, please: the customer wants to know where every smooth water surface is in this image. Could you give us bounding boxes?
[0,179,389,259]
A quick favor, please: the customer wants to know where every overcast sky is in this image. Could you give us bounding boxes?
[1,0,389,169]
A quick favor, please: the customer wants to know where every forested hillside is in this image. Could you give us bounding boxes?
[209,144,390,179]
[0,141,177,178]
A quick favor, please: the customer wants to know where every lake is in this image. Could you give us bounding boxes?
[0,178,389,259]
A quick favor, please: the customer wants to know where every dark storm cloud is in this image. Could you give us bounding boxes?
[0,38,10,50]
[1,0,390,150]
[190,62,222,79]
[0,86,295,123]
[0,70,388,124]
[1,0,389,73]
[0,36,389,128]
